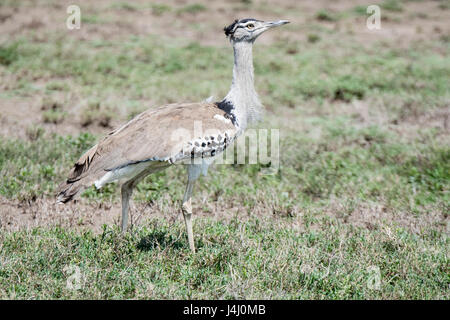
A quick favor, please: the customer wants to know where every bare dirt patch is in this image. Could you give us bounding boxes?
[0,196,119,233]
[1,0,448,46]
[0,96,120,139]
[1,193,447,235]
[324,196,448,235]
[0,191,251,234]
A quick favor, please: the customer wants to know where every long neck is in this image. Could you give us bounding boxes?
[222,41,262,129]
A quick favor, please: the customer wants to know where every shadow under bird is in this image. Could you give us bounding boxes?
[57,18,290,252]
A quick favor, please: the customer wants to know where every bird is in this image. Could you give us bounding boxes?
[57,18,290,252]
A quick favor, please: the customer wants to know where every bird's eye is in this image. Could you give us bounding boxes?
[247,24,255,29]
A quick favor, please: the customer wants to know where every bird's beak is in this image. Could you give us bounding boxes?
[250,20,290,40]
[265,20,290,28]
[256,20,289,36]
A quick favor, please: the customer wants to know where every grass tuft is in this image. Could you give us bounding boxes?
[177,4,207,15]
[381,0,404,12]
[316,9,339,22]
[0,43,19,66]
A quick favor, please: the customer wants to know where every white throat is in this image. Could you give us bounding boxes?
[222,41,262,130]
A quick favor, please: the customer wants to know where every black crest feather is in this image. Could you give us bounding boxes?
[223,18,260,37]
[224,19,239,36]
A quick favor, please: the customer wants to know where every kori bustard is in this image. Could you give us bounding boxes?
[57,18,289,252]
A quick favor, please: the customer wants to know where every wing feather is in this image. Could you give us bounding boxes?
[66,102,238,183]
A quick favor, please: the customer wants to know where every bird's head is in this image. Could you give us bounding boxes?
[224,18,289,43]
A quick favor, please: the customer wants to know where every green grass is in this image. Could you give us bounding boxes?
[0,133,95,201]
[438,1,450,10]
[81,15,106,25]
[381,0,404,12]
[151,3,172,16]
[0,43,19,66]
[177,4,207,15]
[352,5,368,16]
[0,1,448,300]
[0,120,448,212]
[109,2,140,11]
[307,34,321,43]
[3,37,448,113]
[315,9,339,22]
[0,218,447,299]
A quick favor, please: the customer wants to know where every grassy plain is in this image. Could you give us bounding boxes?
[0,0,448,299]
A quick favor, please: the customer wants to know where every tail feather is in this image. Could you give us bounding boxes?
[56,144,99,204]
[56,180,86,203]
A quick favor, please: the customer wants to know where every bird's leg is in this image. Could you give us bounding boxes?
[121,181,134,233]
[120,169,152,233]
[182,180,195,252]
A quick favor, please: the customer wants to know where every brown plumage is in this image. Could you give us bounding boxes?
[56,102,238,203]
[57,18,289,252]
